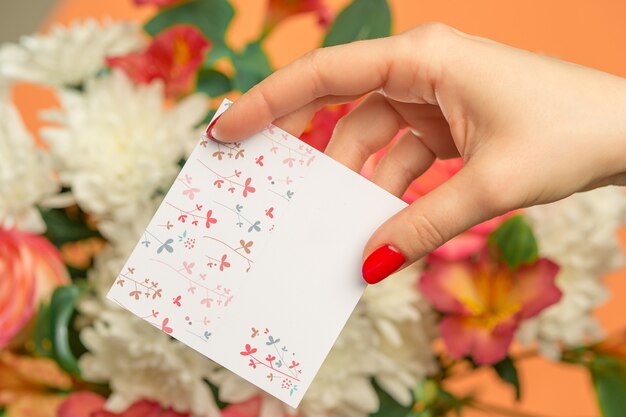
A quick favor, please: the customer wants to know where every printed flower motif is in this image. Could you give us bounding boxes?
[420,253,562,365]
[266,0,333,29]
[243,178,256,197]
[107,24,211,98]
[0,227,69,348]
[58,392,191,417]
[300,103,354,151]
[240,344,258,356]
[205,210,217,228]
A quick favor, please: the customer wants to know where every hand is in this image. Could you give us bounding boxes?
[210,23,626,284]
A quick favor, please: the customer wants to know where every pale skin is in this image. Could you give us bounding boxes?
[211,23,626,280]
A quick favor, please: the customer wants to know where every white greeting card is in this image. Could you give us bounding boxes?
[107,99,407,407]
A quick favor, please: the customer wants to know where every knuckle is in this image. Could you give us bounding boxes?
[404,22,457,45]
[302,48,325,97]
[407,214,446,253]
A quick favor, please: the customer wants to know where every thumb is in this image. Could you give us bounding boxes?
[362,166,497,284]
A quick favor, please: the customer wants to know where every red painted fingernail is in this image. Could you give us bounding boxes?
[362,245,406,284]
[205,114,224,143]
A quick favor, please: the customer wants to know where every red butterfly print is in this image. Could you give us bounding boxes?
[205,210,217,228]
[161,318,173,334]
[243,178,256,197]
[240,344,257,356]
[219,254,231,271]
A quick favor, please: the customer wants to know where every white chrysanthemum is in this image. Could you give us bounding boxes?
[210,264,438,417]
[79,306,221,417]
[518,187,626,357]
[0,89,58,232]
[0,19,142,87]
[41,70,208,243]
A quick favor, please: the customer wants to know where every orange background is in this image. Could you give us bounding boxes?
[19,0,626,416]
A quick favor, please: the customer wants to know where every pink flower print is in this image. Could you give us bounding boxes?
[182,261,195,274]
[289,360,300,369]
[265,207,274,218]
[161,318,173,334]
[182,187,200,200]
[255,155,264,166]
[219,254,231,271]
[240,344,257,356]
[201,297,214,308]
[178,214,187,223]
[243,178,256,197]
[283,157,295,167]
[214,179,224,188]
[205,210,217,228]
[249,359,257,369]
[172,295,182,306]
[213,150,224,160]
[234,170,242,177]
[129,290,141,300]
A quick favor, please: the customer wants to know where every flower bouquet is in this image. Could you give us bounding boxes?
[1,1,626,417]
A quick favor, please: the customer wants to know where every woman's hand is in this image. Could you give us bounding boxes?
[209,23,626,284]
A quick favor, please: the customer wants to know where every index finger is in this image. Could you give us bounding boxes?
[211,36,399,143]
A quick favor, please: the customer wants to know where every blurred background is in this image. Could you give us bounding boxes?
[3,1,626,416]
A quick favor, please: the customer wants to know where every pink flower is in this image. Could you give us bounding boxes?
[420,254,562,365]
[58,392,190,417]
[266,0,333,28]
[0,228,69,349]
[106,25,211,98]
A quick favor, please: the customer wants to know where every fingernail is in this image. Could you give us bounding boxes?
[205,115,224,143]
[362,245,406,284]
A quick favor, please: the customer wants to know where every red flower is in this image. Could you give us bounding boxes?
[266,0,333,28]
[0,228,69,349]
[300,103,354,152]
[420,252,562,365]
[107,24,211,98]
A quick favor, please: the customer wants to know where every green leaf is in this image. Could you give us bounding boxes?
[40,207,101,247]
[370,379,413,417]
[488,215,539,269]
[323,0,392,47]
[197,69,231,97]
[205,40,232,66]
[49,285,81,376]
[231,41,272,92]
[33,302,53,357]
[589,356,626,417]
[144,0,234,43]
[493,356,521,400]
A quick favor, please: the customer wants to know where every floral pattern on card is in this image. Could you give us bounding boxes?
[240,327,302,397]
